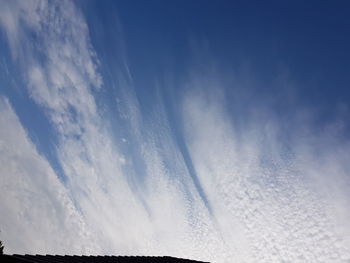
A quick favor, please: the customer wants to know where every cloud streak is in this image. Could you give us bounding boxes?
[0,97,97,254]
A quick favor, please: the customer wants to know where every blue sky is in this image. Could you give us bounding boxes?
[1,0,350,262]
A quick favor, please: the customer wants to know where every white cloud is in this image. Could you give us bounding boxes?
[0,0,150,255]
[181,70,350,262]
[0,0,201,258]
[0,97,98,255]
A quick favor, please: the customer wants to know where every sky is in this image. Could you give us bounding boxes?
[1,0,350,262]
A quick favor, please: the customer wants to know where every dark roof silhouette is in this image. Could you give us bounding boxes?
[0,254,209,263]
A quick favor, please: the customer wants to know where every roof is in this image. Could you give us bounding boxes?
[0,254,209,263]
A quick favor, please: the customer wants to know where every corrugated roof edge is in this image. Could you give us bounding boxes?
[0,254,210,263]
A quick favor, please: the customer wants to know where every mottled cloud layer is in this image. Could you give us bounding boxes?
[0,1,350,262]
[0,97,97,254]
[181,75,350,261]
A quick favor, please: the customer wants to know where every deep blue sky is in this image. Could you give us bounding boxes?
[81,0,350,129]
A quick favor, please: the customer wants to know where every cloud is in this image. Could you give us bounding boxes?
[181,66,350,262]
[0,0,204,258]
[0,97,97,254]
[0,0,155,255]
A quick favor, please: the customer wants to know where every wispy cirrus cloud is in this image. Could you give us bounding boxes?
[181,66,350,262]
[0,0,204,258]
[0,97,98,254]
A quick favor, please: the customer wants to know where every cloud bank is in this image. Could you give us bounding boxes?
[1,1,350,262]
